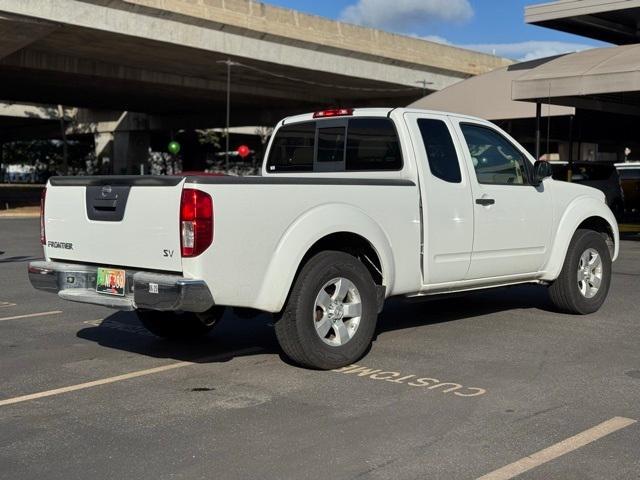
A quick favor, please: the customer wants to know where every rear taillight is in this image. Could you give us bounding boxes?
[180,189,213,257]
[40,188,46,246]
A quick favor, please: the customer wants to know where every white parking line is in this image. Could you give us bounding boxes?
[477,416,637,480]
[0,302,16,308]
[0,347,261,407]
[0,310,63,322]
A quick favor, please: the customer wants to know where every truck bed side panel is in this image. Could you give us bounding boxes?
[182,179,421,312]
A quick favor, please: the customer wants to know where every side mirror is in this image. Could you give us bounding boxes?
[533,160,553,186]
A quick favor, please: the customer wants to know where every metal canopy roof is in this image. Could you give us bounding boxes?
[409,58,574,120]
[525,0,640,45]
[512,44,640,115]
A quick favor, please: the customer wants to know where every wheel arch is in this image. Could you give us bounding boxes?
[253,203,395,313]
[541,196,619,281]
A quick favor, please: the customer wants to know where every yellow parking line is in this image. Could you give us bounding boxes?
[477,416,637,480]
[0,347,261,407]
[0,310,63,322]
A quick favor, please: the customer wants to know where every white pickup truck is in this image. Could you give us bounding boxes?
[29,108,618,369]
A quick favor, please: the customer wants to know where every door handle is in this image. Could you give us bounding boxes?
[475,198,495,206]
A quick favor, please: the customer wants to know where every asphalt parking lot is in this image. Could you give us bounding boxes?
[1,217,639,480]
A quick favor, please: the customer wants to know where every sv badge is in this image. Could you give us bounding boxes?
[163,249,174,258]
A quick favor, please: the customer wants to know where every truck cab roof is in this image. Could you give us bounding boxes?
[280,107,491,126]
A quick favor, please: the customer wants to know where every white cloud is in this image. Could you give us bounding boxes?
[339,0,596,62]
[340,0,473,31]
[466,40,595,61]
[418,37,595,61]
[418,34,452,45]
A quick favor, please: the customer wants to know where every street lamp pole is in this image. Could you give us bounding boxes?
[415,80,434,97]
[225,60,231,170]
[217,59,239,171]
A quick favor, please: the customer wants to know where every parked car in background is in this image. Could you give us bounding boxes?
[615,162,640,212]
[176,171,226,177]
[550,161,624,222]
[2,164,37,183]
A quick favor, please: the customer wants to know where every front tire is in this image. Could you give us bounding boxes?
[548,229,612,314]
[136,307,225,339]
[275,251,379,370]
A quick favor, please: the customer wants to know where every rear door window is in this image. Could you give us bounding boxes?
[417,119,461,183]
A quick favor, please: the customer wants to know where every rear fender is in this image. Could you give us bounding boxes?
[254,203,395,312]
[541,196,619,281]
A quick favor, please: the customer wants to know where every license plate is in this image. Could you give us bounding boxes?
[96,267,126,296]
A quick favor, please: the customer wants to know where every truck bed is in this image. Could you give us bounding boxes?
[42,174,422,312]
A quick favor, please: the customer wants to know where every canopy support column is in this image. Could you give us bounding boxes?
[535,102,541,161]
[567,114,574,182]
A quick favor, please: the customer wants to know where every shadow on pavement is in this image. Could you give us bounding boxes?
[621,232,640,242]
[77,308,280,364]
[376,284,554,336]
[76,284,554,365]
[0,255,40,263]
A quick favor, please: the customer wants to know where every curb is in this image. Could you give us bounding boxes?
[0,213,41,219]
[619,224,640,233]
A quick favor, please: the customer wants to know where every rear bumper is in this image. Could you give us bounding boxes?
[28,261,214,312]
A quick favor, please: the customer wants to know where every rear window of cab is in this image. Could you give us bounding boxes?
[266,118,403,173]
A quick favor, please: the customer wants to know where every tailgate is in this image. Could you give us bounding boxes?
[44,177,184,272]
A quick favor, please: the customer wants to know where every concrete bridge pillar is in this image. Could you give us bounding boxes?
[113,130,150,175]
[88,111,150,174]
[93,131,114,173]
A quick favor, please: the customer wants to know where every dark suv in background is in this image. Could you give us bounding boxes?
[616,162,640,214]
[550,161,624,222]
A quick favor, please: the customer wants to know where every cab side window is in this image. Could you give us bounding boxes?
[267,118,402,173]
[267,122,315,172]
[418,119,461,183]
[346,118,402,171]
[460,124,529,185]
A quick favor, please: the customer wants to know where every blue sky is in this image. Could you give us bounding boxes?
[265,0,607,61]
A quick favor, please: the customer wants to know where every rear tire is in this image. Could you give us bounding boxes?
[136,307,225,339]
[548,229,612,314]
[275,251,379,370]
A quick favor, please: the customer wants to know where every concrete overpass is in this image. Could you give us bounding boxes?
[0,0,510,172]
